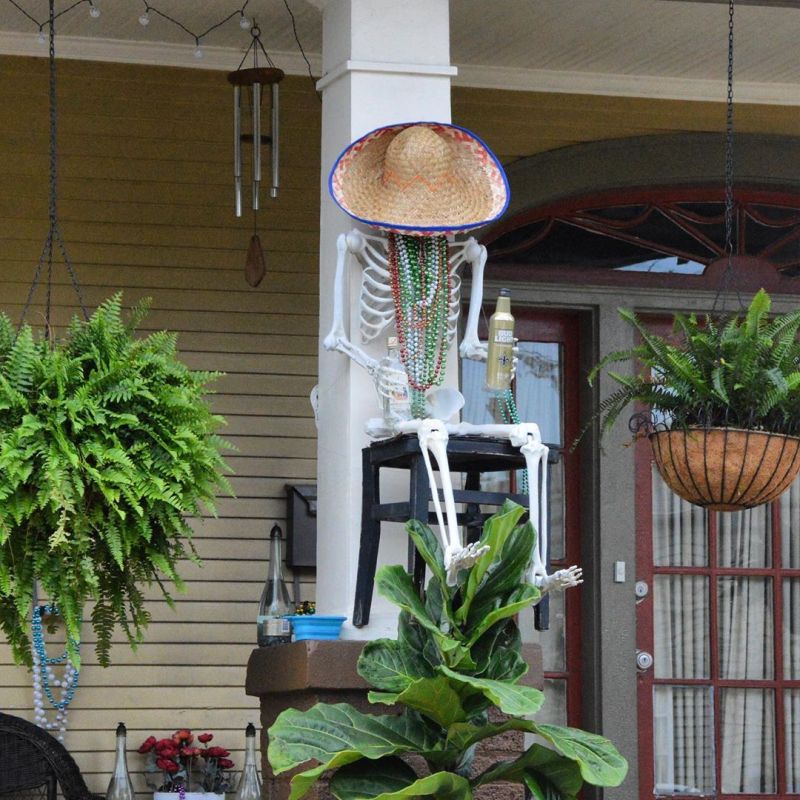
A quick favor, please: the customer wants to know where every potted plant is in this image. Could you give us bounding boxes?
[268,502,627,800]
[0,294,231,667]
[139,729,235,799]
[589,288,800,510]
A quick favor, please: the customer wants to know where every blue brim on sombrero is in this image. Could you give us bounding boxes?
[329,121,509,237]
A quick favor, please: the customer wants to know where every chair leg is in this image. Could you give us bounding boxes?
[353,449,381,627]
[408,454,429,594]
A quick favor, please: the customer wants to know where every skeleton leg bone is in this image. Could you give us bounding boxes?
[397,418,489,585]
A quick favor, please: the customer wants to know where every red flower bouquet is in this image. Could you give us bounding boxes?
[139,729,235,793]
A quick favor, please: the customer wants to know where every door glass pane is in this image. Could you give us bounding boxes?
[720,688,776,794]
[785,689,800,792]
[717,505,771,568]
[783,578,800,679]
[718,577,774,680]
[461,358,496,426]
[652,466,708,567]
[653,686,715,796]
[654,576,709,679]
[781,477,800,569]
[548,459,565,562]
[515,342,562,446]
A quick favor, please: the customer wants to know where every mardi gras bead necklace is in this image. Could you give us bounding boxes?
[32,604,80,741]
[388,233,451,417]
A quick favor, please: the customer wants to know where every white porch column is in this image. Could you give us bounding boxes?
[315,0,456,637]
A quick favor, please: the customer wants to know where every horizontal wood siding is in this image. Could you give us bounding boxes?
[451,86,800,161]
[0,55,320,794]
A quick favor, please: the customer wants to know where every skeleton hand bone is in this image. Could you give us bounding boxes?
[535,565,584,594]
[444,541,491,586]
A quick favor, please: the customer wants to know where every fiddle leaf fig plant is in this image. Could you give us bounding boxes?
[0,294,231,667]
[589,288,800,438]
[268,502,628,800]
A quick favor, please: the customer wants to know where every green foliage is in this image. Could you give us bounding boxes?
[268,502,628,800]
[589,289,800,438]
[0,294,231,667]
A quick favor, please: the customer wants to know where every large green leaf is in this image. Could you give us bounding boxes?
[406,518,447,588]
[357,638,434,692]
[531,723,628,787]
[375,564,442,638]
[472,620,527,681]
[267,703,444,800]
[438,665,544,716]
[329,757,418,800]
[466,584,540,646]
[373,772,472,800]
[475,743,583,798]
[368,674,467,727]
[466,522,538,629]
[458,500,526,622]
[523,773,571,800]
[446,719,627,789]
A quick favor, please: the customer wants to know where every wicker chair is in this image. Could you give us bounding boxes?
[0,712,100,800]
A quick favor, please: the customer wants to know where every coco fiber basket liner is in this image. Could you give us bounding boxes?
[650,427,800,511]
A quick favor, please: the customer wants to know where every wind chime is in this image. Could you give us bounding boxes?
[227,22,283,287]
[26,0,86,741]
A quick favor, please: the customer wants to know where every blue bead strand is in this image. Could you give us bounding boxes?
[31,604,80,738]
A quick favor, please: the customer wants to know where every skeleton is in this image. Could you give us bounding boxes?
[324,228,583,592]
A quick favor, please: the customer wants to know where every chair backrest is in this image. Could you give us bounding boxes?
[0,713,98,800]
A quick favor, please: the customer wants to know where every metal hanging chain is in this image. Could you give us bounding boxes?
[712,0,745,315]
[18,0,88,331]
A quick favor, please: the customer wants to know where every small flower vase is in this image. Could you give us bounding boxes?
[154,793,224,800]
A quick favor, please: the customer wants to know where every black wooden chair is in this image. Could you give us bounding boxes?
[0,712,100,800]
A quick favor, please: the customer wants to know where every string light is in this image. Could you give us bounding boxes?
[7,0,320,100]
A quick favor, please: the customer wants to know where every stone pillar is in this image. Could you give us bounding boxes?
[314,0,458,638]
[246,641,543,800]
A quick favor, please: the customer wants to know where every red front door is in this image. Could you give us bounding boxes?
[462,306,583,728]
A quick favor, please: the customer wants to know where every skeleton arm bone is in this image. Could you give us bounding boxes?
[323,230,380,375]
[458,239,489,361]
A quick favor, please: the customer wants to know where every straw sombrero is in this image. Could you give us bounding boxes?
[329,122,509,236]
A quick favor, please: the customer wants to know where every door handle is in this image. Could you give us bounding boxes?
[636,650,654,671]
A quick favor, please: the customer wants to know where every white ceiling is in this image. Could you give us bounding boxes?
[1,0,800,103]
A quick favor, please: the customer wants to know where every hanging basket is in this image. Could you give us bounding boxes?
[649,427,800,511]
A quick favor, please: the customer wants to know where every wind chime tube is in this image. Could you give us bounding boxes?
[233,85,242,217]
[270,81,279,199]
[252,81,262,211]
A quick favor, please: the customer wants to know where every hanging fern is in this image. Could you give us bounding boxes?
[0,294,232,668]
[590,288,800,439]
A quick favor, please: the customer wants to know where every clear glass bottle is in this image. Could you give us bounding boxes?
[257,524,292,646]
[234,722,262,800]
[381,336,411,423]
[106,722,134,800]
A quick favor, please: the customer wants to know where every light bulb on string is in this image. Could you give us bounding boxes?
[194,44,204,59]
[240,14,251,29]
[37,28,45,44]
[138,11,150,26]
[89,3,101,19]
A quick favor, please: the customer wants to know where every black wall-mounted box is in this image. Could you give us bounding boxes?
[285,484,317,569]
